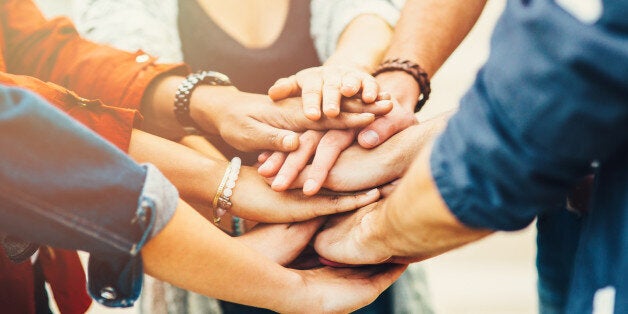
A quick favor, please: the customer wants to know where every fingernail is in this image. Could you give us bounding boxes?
[375,99,392,107]
[363,92,376,100]
[283,134,297,149]
[366,188,379,196]
[324,107,340,117]
[342,84,358,93]
[272,175,287,189]
[361,130,380,147]
[258,161,273,173]
[303,179,318,194]
[305,108,320,119]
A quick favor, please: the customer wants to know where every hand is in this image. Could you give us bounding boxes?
[257,129,356,194]
[191,88,392,152]
[229,166,381,223]
[375,71,421,112]
[268,65,382,120]
[276,113,449,193]
[257,97,416,195]
[314,202,396,265]
[237,218,325,267]
[288,263,407,313]
[237,217,408,313]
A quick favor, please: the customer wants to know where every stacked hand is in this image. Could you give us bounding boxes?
[259,65,417,195]
[190,85,393,152]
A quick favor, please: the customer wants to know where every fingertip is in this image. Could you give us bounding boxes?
[323,106,340,118]
[358,129,380,148]
[271,174,289,191]
[365,188,380,199]
[257,160,275,177]
[303,178,320,196]
[258,151,271,163]
[340,84,359,97]
[377,92,391,101]
[304,107,321,121]
[282,133,300,151]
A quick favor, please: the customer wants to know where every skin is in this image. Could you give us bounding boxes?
[128,129,381,224]
[142,200,407,313]
[262,0,487,195]
[313,142,492,266]
[265,112,451,193]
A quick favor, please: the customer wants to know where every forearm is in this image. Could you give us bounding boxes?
[385,0,486,76]
[377,0,486,109]
[128,129,224,205]
[374,142,491,260]
[324,14,393,72]
[142,200,300,311]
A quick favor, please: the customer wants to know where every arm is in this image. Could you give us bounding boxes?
[1,0,187,111]
[315,0,628,264]
[127,129,381,223]
[143,199,406,313]
[0,85,403,312]
[269,12,394,119]
[310,0,403,62]
[373,0,487,110]
[6,0,379,154]
[355,0,487,149]
[0,85,177,306]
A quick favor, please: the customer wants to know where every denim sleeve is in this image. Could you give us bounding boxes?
[0,85,178,307]
[430,0,628,231]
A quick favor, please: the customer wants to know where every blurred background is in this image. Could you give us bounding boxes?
[35,0,538,313]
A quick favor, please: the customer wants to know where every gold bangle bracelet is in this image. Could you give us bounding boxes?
[212,161,232,224]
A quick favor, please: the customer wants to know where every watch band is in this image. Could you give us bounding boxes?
[174,70,232,135]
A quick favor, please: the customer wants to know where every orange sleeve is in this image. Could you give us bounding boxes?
[1,0,188,111]
[0,72,138,152]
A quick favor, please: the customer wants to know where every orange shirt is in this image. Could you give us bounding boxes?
[0,0,188,151]
[0,3,188,312]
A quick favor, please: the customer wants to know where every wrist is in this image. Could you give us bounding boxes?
[375,71,420,111]
[189,84,239,135]
[373,59,431,112]
[272,270,309,313]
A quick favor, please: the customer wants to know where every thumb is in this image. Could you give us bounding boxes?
[268,76,300,101]
[358,112,417,148]
[250,122,300,152]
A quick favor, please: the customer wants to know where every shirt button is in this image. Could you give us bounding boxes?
[100,286,117,300]
[135,54,150,63]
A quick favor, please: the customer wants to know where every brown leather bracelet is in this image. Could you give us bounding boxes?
[373,58,431,112]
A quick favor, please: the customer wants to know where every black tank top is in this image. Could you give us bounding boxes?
[178,0,321,94]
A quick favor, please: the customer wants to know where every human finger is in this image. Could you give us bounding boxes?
[296,71,324,120]
[258,151,287,177]
[271,131,324,191]
[360,74,379,103]
[340,72,361,97]
[321,74,342,118]
[257,151,272,163]
[340,98,393,116]
[358,108,417,149]
[237,218,325,266]
[268,76,300,101]
[303,130,355,196]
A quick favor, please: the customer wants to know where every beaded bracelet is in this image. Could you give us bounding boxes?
[372,58,431,113]
[212,157,241,226]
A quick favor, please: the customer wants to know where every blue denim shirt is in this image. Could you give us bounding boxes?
[0,85,178,307]
[430,0,627,312]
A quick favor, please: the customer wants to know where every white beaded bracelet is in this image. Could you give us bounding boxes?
[212,157,241,225]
